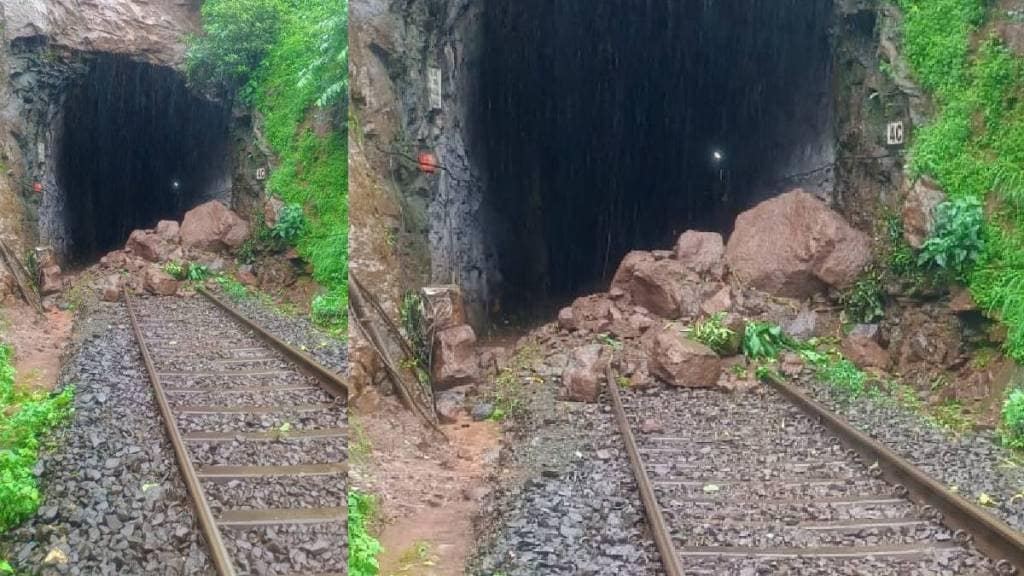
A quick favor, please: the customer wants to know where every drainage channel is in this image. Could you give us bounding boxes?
[124,290,347,575]
[606,367,1021,575]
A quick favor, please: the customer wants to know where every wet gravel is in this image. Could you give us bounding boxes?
[470,331,663,575]
[624,385,998,574]
[0,301,215,575]
[131,294,347,575]
[797,372,1024,536]
[204,477,346,510]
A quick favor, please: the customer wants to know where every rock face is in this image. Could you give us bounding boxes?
[674,231,725,279]
[645,323,721,388]
[420,285,466,331]
[0,0,199,67]
[902,178,946,249]
[562,344,609,403]
[726,189,872,298]
[432,325,478,390]
[39,265,62,295]
[143,266,179,296]
[264,197,286,229]
[627,259,702,319]
[180,201,250,252]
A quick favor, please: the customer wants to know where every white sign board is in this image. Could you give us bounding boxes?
[428,67,443,111]
[887,121,905,146]
[256,167,267,181]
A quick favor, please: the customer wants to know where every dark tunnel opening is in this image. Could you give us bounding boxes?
[56,54,232,263]
[477,0,836,319]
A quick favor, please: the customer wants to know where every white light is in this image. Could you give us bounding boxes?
[712,150,724,162]
[172,180,181,190]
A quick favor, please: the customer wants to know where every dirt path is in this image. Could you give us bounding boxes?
[2,302,73,393]
[354,396,501,576]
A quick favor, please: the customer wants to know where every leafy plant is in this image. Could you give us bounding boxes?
[271,203,308,246]
[918,197,986,280]
[163,261,186,280]
[1001,388,1024,449]
[688,313,736,355]
[187,263,210,282]
[816,356,868,398]
[840,271,886,324]
[215,274,249,301]
[742,321,787,360]
[399,292,429,369]
[348,490,382,575]
[311,292,345,332]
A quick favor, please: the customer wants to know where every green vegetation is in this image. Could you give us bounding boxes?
[917,197,986,281]
[164,261,212,282]
[1002,389,1024,448]
[0,344,74,551]
[348,489,382,576]
[189,0,347,333]
[839,270,886,324]
[742,321,788,360]
[215,274,251,301]
[489,344,540,422]
[163,261,186,280]
[893,0,1024,362]
[687,313,736,355]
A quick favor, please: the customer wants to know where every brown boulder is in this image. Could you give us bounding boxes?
[39,265,62,295]
[949,288,977,313]
[557,307,577,331]
[432,324,478,389]
[628,259,702,319]
[237,265,259,287]
[156,220,181,243]
[264,196,286,229]
[902,177,946,249]
[561,295,619,333]
[100,275,122,302]
[562,344,609,403]
[143,266,180,296]
[646,323,722,388]
[841,334,891,371]
[674,231,725,279]
[420,285,467,331]
[725,189,872,298]
[126,230,176,263]
[611,251,656,293]
[701,285,732,316]
[180,200,250,252]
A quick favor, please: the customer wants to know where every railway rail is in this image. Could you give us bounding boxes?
[606,366,1024,575]
[124,289,347,575]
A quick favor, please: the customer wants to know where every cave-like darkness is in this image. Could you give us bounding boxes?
[478,0,835,316]
[57,54,231,263]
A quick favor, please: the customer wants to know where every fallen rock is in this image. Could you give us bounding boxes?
[155,220,181,243]
[849,323,880,342]
[701,285,732,316]
[434,388,467,423]
[432,324,478,389]
[180,200,250,252]
[645,323,721,388]
[421,285,467,331]
[562,344,609,403]
[902,177,946,249]
[725,189,872,298]
[100,275,122,302]
[610,251,656,293]
[628,259,702,319]
[557,307,577,331]
[842,334,891,371]
[143,266,179,296]
[264,196,286,229]
[949,288,977,313]
[237,265,259,287]
[39,265,62,295]
[561,294,618,333]
[783,308,818,342]
[126,230,176,263]
[674,231,725,279]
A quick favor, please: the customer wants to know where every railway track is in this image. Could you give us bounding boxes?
[124,289,347,576]
[606,367,1024,575]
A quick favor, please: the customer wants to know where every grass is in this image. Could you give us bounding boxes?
[0,343,74,570]
[489,343,540,422]
[685,313,736,355]
[893,0,1024,362]
[348,489,383,576]
[349,416,373,468]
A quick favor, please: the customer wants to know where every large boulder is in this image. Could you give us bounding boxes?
[610,251,656,293]
[39,265,62,295]
[126,230,177,263]
[725,189,872,298]
[180,201,250,252]
[645,323,722,388]
[841,334,891,371]
[558,294,619,333]
[432,324,478,389]
[674,231,725,279]
[562,344,609,403]
[143,265,179,296]
[155,220,181,243]
[627,259,703,320]
[902,177,946,249]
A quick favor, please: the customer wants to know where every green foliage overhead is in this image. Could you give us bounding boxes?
[0,344,74,537]
[348,489,382,575]
[894,0,1024,361]
[918,197,986,280]
[186,0,286,95]
[192,0,348,334]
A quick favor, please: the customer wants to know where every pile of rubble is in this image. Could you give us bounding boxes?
[94,200,250,301]
[556,189,875,401]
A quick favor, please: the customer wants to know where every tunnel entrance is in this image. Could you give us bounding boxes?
[476,0,836,318]
[54,54,232,263]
